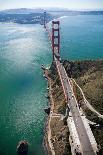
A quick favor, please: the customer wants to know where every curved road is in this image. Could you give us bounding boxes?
[72,78,103,119]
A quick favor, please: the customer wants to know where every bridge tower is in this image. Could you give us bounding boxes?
[44,11,46,28]
[52,21,60,61]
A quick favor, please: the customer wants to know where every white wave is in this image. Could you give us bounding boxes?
[59,16,68,19]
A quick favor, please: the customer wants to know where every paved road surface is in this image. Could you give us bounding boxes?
[55,57,96,155]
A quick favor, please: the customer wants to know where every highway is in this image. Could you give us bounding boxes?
[55,57,96,155]
[45,19,97,155]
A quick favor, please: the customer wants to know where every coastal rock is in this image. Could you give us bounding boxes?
[17,140,28,155]
[45,95,50,99]
[44,107,50,115]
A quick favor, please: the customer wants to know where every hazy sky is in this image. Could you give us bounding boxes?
[0,0,103,10]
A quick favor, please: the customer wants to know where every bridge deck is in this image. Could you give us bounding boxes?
[55,57,97,155]
[45,22,97,155]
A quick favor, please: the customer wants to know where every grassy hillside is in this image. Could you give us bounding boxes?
[63,59,103,114]
[63,59,103,154]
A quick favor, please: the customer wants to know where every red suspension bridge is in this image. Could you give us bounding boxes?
[43,12,98,155]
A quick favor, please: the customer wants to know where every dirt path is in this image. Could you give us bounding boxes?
[71,78,103,119]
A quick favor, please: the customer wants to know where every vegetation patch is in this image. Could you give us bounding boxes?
[50,117,71,155]
[49,62,66,114]
[63,59,103,114]
[63,59,103,154]
[47,62,71,155]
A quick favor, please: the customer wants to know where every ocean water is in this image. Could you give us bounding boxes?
[60,15,103,59]
[0,15,103,155]
[0,24,52,155]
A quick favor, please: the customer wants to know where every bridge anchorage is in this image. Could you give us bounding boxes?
[43,12,98,155]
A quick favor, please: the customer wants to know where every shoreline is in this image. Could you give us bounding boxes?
[43,115,50,155]
[43,69,55,155]
[42,66,71,155]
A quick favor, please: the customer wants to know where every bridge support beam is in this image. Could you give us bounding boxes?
[44,11,46,28]
[52,21,60,61]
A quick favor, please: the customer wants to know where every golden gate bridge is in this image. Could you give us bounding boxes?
[43,11,98,155]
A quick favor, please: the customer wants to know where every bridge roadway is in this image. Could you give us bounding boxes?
[55,56,96,155]
[45,23,96,154]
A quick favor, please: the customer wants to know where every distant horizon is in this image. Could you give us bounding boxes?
[0,7,103,12]
[0,0,103,11]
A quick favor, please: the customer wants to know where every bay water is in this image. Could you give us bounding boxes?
[0,15,103,155]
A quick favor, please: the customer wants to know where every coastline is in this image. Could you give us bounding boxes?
[42,65,71,155]
[43,68,55,155]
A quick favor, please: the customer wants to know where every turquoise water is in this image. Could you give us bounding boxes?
[0,15,103,155]
[0,24,52,155]
[60,15,103,59]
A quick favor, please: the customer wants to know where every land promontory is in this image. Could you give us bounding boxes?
[45,59,103,155]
